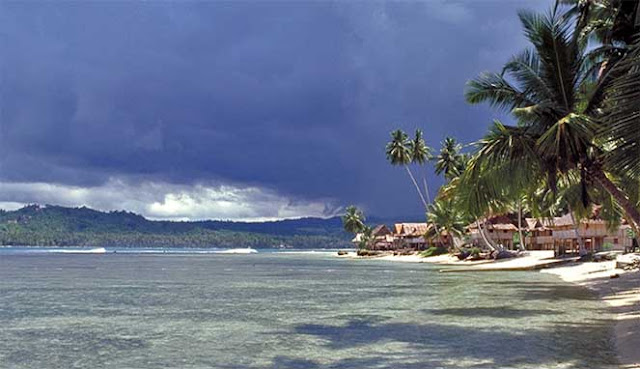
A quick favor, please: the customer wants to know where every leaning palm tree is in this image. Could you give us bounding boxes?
[409,129,433,203]
[464,8,640,228]
[434,137,465,181]
[342,205,365,235]
[386,129,428,208]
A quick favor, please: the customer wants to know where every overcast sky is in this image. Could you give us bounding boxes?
[0,0,550,221]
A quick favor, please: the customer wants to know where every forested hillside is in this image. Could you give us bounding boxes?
[0,205,352,248]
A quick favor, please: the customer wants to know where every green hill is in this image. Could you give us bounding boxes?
[0,205,352,249]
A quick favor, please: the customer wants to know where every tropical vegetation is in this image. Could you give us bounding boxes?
[0,205,352,248]
[341,205,372,249]
[382,1,640,255]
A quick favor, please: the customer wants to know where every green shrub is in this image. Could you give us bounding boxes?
[469,247,481,257]
[420,246,448,258]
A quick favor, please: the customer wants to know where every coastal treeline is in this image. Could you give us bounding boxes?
[349,1,640,255]
[453,1,640,253]
[0,205,351,248]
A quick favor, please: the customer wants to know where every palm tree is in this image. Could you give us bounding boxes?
[386,129,428,208]
[558,0,639,47]
[464,8,640,228]
[358,225,374,250]
[426,197,467,249]
[409,129,433,204]
[434,137,465,181]
[342,205,365,235]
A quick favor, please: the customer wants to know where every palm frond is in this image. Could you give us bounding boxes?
[536,113,595,172]
[599,38,640,176]
[464,72,534,111]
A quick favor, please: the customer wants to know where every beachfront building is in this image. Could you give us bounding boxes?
[524,218,554,250]
[370,225,395,250]
[392,223,429,250]
[351,222,451,251]
[351,224,395,250]
[468,216,519,249]
[548,214,633,254]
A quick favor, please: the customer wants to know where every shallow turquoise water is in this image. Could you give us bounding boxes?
[0,251,618,368]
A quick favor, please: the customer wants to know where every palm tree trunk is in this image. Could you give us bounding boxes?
[476,220,497,251]
[518,201,526,251]
[451,235,464,252]
[422,168,432,204]
[420,166,446,248]
[622,213,640,251]
[405,165,428,209]
[568,204,586,256]
[591,167,640,229]
[484,219,503,251]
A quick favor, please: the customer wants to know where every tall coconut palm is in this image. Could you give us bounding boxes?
[409,129,433,203]
[464,8,640,228]
[386,129,428,208]
[342,205,365,235]
[434,137,465,181]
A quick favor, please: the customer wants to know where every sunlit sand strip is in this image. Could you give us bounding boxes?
[543,259,640,368]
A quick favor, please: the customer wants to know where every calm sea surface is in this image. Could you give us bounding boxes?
[0,249,619,368]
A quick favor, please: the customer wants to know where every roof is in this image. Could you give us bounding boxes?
[553,213,575,227]
[371,224,392,236]
[525,218,553,230]
[489,223,518,231]
[525,218,539,230]
[550,213,607,228]
[393,223,429,237]
[468,219,517,231]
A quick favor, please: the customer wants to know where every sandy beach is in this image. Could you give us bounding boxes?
[542,258,640,368]
[337,250,558,268]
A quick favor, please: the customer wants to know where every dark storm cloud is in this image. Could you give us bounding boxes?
[0,0,550,219]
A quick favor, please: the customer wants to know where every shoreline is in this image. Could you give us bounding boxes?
[541,260,640,369]
[336,250,561,269]
[338,250,640,368]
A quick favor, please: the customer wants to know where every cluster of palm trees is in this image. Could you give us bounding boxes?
[376,1,640,254]
[346,1,640,254]
[385,129,468,247]
[447,1,640,254]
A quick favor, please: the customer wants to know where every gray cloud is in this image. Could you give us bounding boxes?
[0,0,550,219]
[0,179,340,221]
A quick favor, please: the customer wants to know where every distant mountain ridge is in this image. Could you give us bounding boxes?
[0,204,353,248]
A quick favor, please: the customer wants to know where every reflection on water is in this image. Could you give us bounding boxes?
[0,252,618,368]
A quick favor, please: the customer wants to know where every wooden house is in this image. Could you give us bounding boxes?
[392,223,429,250]
[351,224,395,250]
[549,214,632,254]
[468,216,519,249]
[370,225,394,250]
[524,218,554,250]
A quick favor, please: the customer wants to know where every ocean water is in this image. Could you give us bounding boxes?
[0,250,618,369]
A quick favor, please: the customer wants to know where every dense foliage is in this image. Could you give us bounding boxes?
[0,205,352,248]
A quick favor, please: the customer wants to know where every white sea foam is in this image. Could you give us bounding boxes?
[57,247,107,254]
[275,250,339,255]
[215,248,258,254]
